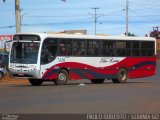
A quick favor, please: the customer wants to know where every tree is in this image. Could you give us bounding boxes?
[125,32,136,37]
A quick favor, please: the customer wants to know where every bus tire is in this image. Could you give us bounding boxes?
[55,70,68,85]
[112,68,128,83]
[29,79,44,86]
[112,79,120,83]
[90,79,105,84]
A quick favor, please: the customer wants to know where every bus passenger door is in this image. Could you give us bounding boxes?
[40,38,58,80]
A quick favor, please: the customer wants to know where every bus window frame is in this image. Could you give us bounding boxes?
[40,37,58,65]
[43,37,156,58]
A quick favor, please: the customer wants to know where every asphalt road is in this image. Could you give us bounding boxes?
[0,62,159,114]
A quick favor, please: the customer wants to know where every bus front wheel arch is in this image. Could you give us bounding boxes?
[112,68,128,83]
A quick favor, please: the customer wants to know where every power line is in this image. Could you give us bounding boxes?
[24,11,120,18]
[133,8,160,11]
[0,25,15,28]
[25,15,89,18]
[21,18,93,26]
[1,19,160,29]
[129,9,160,19]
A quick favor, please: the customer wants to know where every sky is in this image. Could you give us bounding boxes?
[0,0,160,36]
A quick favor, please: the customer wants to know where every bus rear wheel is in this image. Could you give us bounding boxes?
[90,79,105,84]
[112,68,128,83]
[29,79,44,86]
[55,70,68,85]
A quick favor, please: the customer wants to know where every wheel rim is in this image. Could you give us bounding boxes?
[120,71,126,81]
[58,73,66,82]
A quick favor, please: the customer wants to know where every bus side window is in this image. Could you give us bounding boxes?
[87,40,101,56]
[59,39,72,56]
[132,41,140,56]
[41,38,58,65]
[102,41,116,57]
[73,40,85,56]
[141,41,154,56]
[60,44,68,56]
[116,41,131,56]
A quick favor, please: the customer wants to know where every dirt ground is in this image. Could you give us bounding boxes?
[0,74,28,85]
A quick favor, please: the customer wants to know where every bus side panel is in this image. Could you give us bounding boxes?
[42,57,156,80]
[42,62,119,80]
[68,57,156,80]
[128,68,155,79]
[127,57,156,79]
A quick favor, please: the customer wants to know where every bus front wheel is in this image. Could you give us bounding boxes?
[112,68,128,83]
[29,79,44,86]
[55,70,68,85]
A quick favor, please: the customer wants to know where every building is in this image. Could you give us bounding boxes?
[0,35,13,53]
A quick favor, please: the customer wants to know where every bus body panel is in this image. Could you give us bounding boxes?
[9,63,41,78]
[41,56,156,80]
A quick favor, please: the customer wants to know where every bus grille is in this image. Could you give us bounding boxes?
[12,74,33,78]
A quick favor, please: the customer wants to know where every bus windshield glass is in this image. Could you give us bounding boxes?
[10,42,40,64]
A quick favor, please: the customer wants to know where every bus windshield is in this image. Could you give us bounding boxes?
[10,42,40,64]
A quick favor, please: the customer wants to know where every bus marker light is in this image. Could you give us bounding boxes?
[54,66,60,69]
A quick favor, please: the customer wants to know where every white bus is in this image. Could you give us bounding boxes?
[9,33,156,86]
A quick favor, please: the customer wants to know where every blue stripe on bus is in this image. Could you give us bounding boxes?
[70,69,89,79]
[128,61,156,72]
[71,69,117,79]
[42,69,59,80]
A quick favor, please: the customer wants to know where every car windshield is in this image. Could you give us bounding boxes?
[10,42,40,64]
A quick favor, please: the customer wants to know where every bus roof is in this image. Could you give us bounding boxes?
[14,32,156,41]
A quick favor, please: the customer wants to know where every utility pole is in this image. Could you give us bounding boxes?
[91,7,99,35]
[15,0,21,33]
[126,0,129,36]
